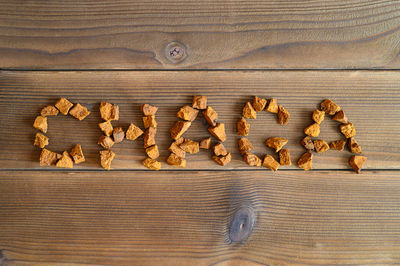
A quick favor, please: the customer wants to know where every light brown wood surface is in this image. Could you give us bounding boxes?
[2,0,400,69]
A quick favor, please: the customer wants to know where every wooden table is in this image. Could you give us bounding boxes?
[1,1,400,264]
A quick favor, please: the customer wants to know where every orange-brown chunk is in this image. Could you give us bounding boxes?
[113,127,125,143]
[349,155,367,174]
[41,105,59,117]
[145,145,160,159]
[320,99,341,115]
[340,123,356,138]
[277,105,290,125]
[298,152,313,171]
[142,157,161,170]
[167,153,187,168]
[70,144,85,164]
[100,150,115,170]
[304,123,320,137]
[238,138,254,155]
[142,115,157,129]
[33,116,48,133]
[262,155,280,171]
[312,109,325,124]
[301,136,315,150]
[330,140,346,151]
[208,123,226,142]
[98,121,113,136]
[237,117,250,136]
[192,96,207,110]
[242,102,256,119]
[177,105,199,122]
[348,137,362,154]
[266,98,278,113]
[202,106,218,126]
[252,96,267,112]
[69,103,91,120]
[179,139,199,154]
[314,140,330,153]
[40,148,61,166]
[213,143,227,156]
[168,141,186,158]
[98,135,114,149]
[332,110,348,123]
[144,127,157,148]
[141,104,158,116]
[55,98,73,115]
[99,102,119,121]
[279,149,291,166]
[56,151,74,169]
[170,121,191,140]
[243,152,262,167]
[34,133,49,148]
[213,153,231,166]
[265,137,288,152]
[199,137,211,149]
[126,123,144,141]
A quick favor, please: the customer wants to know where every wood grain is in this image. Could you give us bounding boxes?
[2,0,400,69]
[1,70,399,170]
[1,170,400,264]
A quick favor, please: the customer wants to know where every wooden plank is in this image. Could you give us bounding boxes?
[1,70,399,170]
[1,0,400,69]
[1,170,400,264]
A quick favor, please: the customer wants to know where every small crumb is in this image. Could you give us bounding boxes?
[262,155,280,171]
[100,150,115,170]
[252,96,267,112]
[202,106,218,126]
[167,153,187,168]
[304,123,320,137]
[34,132,49,148]
[98,135,115,149]
[243,152,262,167]
[242,102,256,119]
[277,105,290,125]
[279,149,291,166]
[330,140,346,151]
[332,110,348,123]
[98,121,113,136]
[312,109,325,124]
[213,143,228,156]
[142,157,161,170]
[99,102,119,121]
[168,142,186,158]
[237,117,250,136]
[348,137,362,154]
[314,140,330,153]
[199,137,211,149]
[320,99,341,115]
[126,123,144,141]
[170,121,191,140]
[33,116,48,133]
[145,145,160,159]
[340,122,356,138]
[70,144,85,164]
[141,104,158,116]
[349,155,367,173]
[192,96,207,110]
[301,136,315,150]
[177,105,199,121]
[179,139,199,154]
[112,127,125,143]
[298,151,313,171]
[142,115,157,129]
[56,151,74,168]
[208,123,226,142]
[55,98,73,115]
[213,152,231,166]
[40,148,61,166]
[238,138,254,155]
[41,105,59,117]
[144,127,157,148]
[69,103,91,120]
[265,137,288,152]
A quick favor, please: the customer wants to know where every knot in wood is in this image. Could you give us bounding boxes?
[165,41,187,63]
[229,206,255,243]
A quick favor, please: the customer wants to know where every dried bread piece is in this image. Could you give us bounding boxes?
[237,117,250,136]
[242,102,256,119]
[69,103,91,120]
[320,99,341,115]
[112,127,125,143]
[265,137,288,152]
[40,148,61,166]
[340,122,356,138]
[167,153,187,168]
[168,141,186,158]
[142,115,157,128]
[100,150,115,170]
[99,102,119,121]
[56,151,74,169]
[279,149,291,166]
[144,127,157,148]
[34,133,49,148]
[298,151,313,171]
[304,123,320,137]
[98,135,114,149]
[213,153,231,166]
[98,121,113,136]
[266,98,278,113]
[70,144,85,164]
[349,155,367,174]
[192,96,207,110]
[41,105,59,117]
[208,123,226,142]
[243,152,262,167]
[332,110,348,123]
[202,106,218,126]
[277,105,290,125]
[330,140,346,151]
[348,137,362,154]
[238,138,254,155]
[141,104,158,116]
[301,136,315,150]
[55,98,73,115]
[126,123,144,141]
[199,137,211,149]
[213,143,227,156]
[33,116,48,133]
[179,139,199,154]
[170,121,191,140]
[142,157,161,170]
[145,145,160,159]
[312,109,325,124]
[177,106,199,121]
[314,140,330,153]
[252,96,267,112]
[262,155,280,171]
